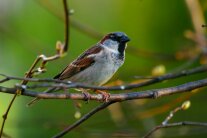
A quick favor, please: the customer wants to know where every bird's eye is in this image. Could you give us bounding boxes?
[109,35,115,39]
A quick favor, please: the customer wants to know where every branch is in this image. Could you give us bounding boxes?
[143,101,207,138]
[50,80,207,137]
[143,121,207,138]
[1,65,207,91]
[1,65,205,137]
[1,78,207,101]
[29,64,207,90]
[52,101,115,138]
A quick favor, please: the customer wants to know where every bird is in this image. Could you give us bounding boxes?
[27,32,130,106]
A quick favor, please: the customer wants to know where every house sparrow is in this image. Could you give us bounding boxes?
[27,32,130,106]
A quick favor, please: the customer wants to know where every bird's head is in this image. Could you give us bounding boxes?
[99,32,130,55]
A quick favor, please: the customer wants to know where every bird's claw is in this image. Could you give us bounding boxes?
[82,91,91,103]
[102,92,110,102]
[96,90,110,102]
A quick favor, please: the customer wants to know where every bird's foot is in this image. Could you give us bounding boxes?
[81,90,91,103]
[96,90,110,102]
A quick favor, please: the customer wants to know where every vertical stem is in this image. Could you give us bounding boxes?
[63,0,70,52]
[0,95,17,137]
[185,0,206,48]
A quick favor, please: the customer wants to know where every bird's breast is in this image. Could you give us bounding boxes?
[68,50,124,86]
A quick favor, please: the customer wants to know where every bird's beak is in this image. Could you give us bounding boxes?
[121,36,130,43]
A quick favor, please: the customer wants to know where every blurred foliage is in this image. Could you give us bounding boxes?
[0,0,207,138]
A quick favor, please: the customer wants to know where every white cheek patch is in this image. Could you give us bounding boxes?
[103,46,119,54]
[101,39,120,53]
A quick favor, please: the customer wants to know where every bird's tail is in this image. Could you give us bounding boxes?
[26,87,57,107]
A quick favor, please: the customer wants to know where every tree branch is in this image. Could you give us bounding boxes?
[52,101,115,138]
[0,63,206,138]
[143,100,206,138]
[0,65,207,91]
[28,64,207,90]
[49,78,207,137]
[0,78,207,101]
[143,121,207,138]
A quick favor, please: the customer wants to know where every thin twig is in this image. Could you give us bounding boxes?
[185,0,206,48]
[143,121,207,138]
[0,95,17,137]
[143,101,192,138]
[0,50,58,138]
[52,101,115,138]
[0,55,43,137]
[63,0,69,51]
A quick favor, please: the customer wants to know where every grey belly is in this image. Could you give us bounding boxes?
[68,62,121,86]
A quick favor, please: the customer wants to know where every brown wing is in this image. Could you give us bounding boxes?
[54,45,102,80]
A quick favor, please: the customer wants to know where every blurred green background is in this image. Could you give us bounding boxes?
[0,0,207,137]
